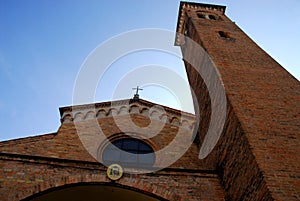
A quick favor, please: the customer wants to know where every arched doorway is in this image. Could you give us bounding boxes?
[22,183,166,201]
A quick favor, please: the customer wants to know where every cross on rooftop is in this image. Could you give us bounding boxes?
[132,86,143,99]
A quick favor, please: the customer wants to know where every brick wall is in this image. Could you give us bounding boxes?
[177,3,300,200]
[0,111,225,200]
[0,158,225,201]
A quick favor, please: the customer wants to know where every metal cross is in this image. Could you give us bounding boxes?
[133,86,143,95]
[132,86,143,99]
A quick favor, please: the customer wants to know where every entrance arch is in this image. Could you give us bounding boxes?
[22,183,168,201]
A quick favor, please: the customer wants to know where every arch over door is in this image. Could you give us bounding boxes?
[22,183,167,201]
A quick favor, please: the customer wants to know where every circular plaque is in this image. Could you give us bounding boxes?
[107,164,123,180]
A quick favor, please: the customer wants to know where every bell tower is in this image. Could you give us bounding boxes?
[175,1,300,200]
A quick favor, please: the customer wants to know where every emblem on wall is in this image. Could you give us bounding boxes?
[107,164,123,181]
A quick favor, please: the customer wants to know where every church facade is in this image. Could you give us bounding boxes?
[1,2,299,200]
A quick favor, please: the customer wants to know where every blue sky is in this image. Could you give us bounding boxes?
[0,0,299,141]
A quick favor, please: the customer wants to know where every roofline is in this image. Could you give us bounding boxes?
[0,132,56,144]
[59,98,195,118]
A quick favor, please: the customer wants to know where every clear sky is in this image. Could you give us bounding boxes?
[0,0,299,141]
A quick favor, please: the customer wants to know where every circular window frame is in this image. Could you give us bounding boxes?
[97,133,158,169]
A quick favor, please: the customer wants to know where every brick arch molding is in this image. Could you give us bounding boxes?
[18,174,178,201]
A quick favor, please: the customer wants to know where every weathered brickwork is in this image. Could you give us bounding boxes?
[0,99,225,200]
[176,1,300,200]
[0,158,225,201]
[1,2,299,200]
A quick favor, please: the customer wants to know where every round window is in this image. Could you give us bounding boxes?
[102,138,155,169]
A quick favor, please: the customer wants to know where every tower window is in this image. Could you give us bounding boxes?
[208,15,217,20]
[197,13,206,19]
[218,31,231,39]
[197,12,220,21]
[102,138,155,169]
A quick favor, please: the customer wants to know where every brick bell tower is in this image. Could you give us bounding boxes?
[175,2,300,201]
